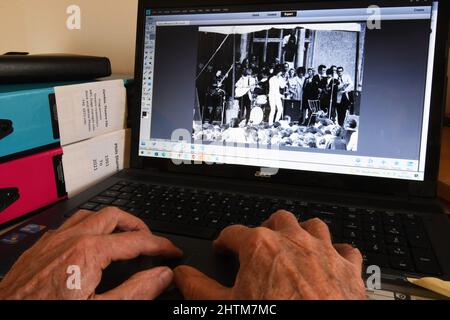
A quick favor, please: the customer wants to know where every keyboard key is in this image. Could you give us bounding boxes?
[140,209,152,217]
[343,213,360,221]
[343,229,361,239]
[389,256,414,271]
[154,211,173,221]
[406,230,431,248]
[127,200,143,209]
[317,210,340,218]
[403,220,423,230]
[125,207,142,216]
[118,193,133,200]
[111,199,129,207]
[346,207,359,213]
[189,215,205,226]
[363,253,389,267]
[120,186,136,193]
[385,235,407,246]
[101,191,120,198]
[109,184,123,191]
[364,223,382,233]
[143,219,217,240]
[95,204,110,211]
[387,246,408,256]
[80,202,99,211]
[412,250,441,275]
[383,213,401,226]
[173,214,186,223]
[132,193,145,201]
[91,196,115,205]
[385,226,403,236]
[364,241,385,254]
[363,232,383,241]
[362,214,381,225]
[344,221,361,230]
[342,239,362,249]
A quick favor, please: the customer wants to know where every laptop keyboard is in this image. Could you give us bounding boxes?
[77,180,442,276]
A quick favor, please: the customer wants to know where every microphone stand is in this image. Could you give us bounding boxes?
[329,79,335,122]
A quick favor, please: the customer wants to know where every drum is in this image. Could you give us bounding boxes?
[255,95,268,106]
[249,107,264,125]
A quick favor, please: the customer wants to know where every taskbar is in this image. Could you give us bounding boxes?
[139,148,425,182]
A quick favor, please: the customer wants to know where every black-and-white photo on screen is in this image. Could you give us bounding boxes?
[193,23,366,152]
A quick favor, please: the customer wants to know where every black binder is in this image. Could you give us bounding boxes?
[0,120,13,141]
[0,53,112,84]
[0,188,19,213]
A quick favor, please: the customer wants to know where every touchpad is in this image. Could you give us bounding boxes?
[96,255,190,295]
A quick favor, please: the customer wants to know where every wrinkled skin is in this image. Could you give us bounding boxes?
[0,208,182,300]
[0,209,366,300]
[174,211,366,300]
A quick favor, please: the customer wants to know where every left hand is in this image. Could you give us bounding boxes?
[0,207,183,300]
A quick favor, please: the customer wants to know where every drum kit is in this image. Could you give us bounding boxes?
[206,74,270,126]
[249,94,267,125]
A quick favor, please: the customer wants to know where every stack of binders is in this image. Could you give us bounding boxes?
[0,77,132,226]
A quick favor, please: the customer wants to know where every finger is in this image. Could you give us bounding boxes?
[261,210,300,232]
[174,265,230,300]
[213,225,251,255]
[98,231,183,267]
[334,244,363,270]
[300,218,332,243]
[59,210,94,231]
[78,207,150,235]
[94,267,174,300]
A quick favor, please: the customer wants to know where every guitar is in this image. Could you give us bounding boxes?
[235,77,257,98]
[216,64,234,89]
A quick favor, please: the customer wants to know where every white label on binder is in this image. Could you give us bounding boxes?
[55,80,127,146]
[62,129,131,197]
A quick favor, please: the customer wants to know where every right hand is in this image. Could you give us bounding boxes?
[174,211,366,300]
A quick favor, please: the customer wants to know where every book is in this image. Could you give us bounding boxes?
[0,78,131,162]
[62,129,131,197]
[0,148,67,225]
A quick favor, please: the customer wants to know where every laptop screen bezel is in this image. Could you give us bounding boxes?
[130,0,449,198]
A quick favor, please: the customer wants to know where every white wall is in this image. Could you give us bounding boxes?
[0,0,138,74]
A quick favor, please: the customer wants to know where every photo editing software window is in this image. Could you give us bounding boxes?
[139,2,439,181]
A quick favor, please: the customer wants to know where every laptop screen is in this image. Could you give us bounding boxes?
[138,1,439,181]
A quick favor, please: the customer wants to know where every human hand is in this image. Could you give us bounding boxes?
[174,211,366,300]
[0,207,182,300]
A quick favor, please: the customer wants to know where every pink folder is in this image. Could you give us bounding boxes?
[0,148,67,225]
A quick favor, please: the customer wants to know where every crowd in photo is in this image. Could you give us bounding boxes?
[201,57,357,125]
[194,112,359,152]
[197,57,359,151]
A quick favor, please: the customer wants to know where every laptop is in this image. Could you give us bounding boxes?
[1,0,450,300]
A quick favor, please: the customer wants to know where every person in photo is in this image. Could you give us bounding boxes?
[235,68,257,125]
[336,66,355,126]
[268,65,287,126]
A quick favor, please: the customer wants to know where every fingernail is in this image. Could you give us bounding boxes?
[159,268,173,284]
